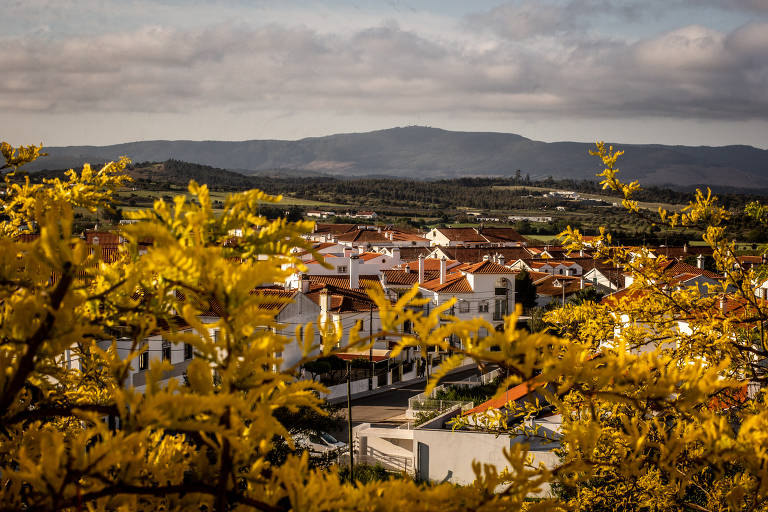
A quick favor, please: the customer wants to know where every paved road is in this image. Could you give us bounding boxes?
[332,366,486,440]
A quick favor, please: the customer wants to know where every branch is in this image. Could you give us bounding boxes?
[0,262,75,416]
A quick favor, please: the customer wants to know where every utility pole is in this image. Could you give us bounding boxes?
[369,304,373,391]
[346,361,354,480]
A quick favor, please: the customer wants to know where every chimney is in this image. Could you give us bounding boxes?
[418,255,425,284]
[349,254,360,289]
[719,295,726,312]
[358,246,366,255]
[392,246,400,263]
[483,254,490,261]
[319,288,331,315]
[405,264,411,274]
[300,274,310,294]
[696,254,704,269]
[580,277,584,289]
[498,254,505,266]
[579,249,584,257]
[377,226,382,233]
[440,257,447,284]
[683,243,688,253]
[343,246,352,258]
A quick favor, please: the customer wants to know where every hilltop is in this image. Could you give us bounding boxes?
[22,126,768,189]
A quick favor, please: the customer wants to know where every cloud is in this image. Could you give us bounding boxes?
[1,11,767,126]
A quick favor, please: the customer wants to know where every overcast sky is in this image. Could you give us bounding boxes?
[2,0,768,148]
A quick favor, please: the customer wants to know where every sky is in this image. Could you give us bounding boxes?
[2,0,768,148]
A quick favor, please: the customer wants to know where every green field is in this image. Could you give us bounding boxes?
[491,185,684,212]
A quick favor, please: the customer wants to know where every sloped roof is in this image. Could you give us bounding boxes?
[419,273,473,293]
[659,259,720,279]
[313,223,358,235]
[395,247,433,261]
[478,227,528,244]
[434,246,534,263]
[460,260,517,274]
[308,274,381,290]
[304,283,382,313]
[463,381,541,415]
[535,275,588,297]
[336,230,390,243]
[382,269,439,286]
[400,258,460,271]
[433,227,487,242]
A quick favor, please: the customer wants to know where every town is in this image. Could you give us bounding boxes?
[52,204,754,490]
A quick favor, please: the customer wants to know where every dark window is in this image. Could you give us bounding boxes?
[162,340,171,361]
[138,351,149,371]
[184,343,194,360]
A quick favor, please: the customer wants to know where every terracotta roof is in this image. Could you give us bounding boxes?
[461,260,517,274]
[336,230,391,243]
[463,381,542,415]
[395,247,433,261]
[359,252,390,262]
[382,269,439,286]
[535,275,589,297]
[659,259,720,279]
[400,258,460,271]
[434,246,533,263]
[419,273,473,293]
[313,223,358,235]
[16,233,40,243]
[308,274,381,290]
[432,227,487,242]
[477,227,528,244]
[304,283,382,313]
[651,245,714,258]
[387,232,429,242]
[85,230,121,245]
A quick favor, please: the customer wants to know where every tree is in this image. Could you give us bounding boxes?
[566,286,603,306]
[4,140,768,511]
[515,270,538,311]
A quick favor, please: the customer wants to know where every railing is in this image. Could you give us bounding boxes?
[338,441,415,476]
[452,368,502,387]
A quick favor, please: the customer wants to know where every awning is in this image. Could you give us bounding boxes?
[335,348,392,362]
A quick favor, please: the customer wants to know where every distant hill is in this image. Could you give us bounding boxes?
[23,126,768,189]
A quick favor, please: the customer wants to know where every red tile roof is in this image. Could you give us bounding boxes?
[461,260,517,274]
[535,275,589,297]
[308,274,381,289]
[304,283,382,313]
[434,246,534,263]
[382,269,439,286]
[433,227,487,242]
[313,223,358,235]
[463,381,541,415]
[400,258,460,271]
[477,227,528,244]
[419,273,473,293]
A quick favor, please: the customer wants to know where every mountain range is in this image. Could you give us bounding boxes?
[23,126,768,189]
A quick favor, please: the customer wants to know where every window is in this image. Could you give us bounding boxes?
[403,320,413,334]
[184,343,194,360]
[459,301,469,313]
[337,265,348,273]
[478,301,489,313]
[162,340,171,361]
[138,351,149,371]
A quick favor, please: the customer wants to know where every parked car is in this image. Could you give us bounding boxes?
[295,431,346,454]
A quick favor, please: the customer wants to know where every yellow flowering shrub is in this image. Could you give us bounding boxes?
[1,141,767,511]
